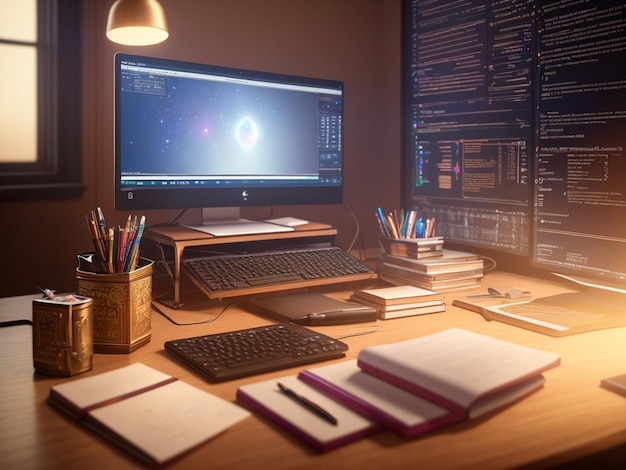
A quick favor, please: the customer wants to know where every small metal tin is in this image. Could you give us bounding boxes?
[32,294,93,376]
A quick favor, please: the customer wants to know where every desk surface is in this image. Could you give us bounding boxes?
[1,271,625,469]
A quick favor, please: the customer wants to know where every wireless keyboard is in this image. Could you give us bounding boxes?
[182,246,377,299]
[164,323,349,381]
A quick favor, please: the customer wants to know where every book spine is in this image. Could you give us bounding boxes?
[298,370,409,437]
[298,370,461,438]
[355,361,467,417]
[379,304,446,320]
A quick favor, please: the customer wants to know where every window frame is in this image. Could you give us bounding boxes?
[0,0,84,200]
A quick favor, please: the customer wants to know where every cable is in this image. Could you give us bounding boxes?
[480,255,497,272]
[0,319,33,328]
[152,300,236,326]
[167,208,187,225]
[336,325,382,340]
[342,201,361,254]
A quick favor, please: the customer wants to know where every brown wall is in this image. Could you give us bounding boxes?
[0,0,401,297]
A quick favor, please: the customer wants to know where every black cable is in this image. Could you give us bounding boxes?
[0,319,33,328]
[168,208,188,225]
[152,300,236,326]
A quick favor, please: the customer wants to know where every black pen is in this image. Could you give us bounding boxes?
[277,382,338,426]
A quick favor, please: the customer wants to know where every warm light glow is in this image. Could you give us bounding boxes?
[0,44,37,162]
[0,0,37,42]
[0,0,38,163]
[106,0,169,46]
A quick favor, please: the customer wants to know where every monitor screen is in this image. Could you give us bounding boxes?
[402,0,626,290]
[401,1,532,257]
[531,0,626,288]
[114,53,344,217]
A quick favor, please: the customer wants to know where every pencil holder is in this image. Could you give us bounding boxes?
[32,294,93,376]
[76,257,153,353]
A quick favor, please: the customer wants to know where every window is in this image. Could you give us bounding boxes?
[0,0,83,200]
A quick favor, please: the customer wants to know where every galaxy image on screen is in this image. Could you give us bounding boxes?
[119,73,321,183]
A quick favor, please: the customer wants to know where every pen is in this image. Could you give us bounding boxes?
[292,307,377,325]
[277,382,338,426]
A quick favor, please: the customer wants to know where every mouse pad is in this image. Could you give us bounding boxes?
[247,292,377,325]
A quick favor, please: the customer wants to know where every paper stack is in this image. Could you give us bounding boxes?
[350,285,445,320]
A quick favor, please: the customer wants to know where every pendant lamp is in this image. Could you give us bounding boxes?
[106,0,169,46]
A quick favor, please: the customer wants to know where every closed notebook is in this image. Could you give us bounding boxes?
[356,328,560,418]
[377,302,446,320]
[351,285,443,306]
[237,375,381,452]
[298,360,462,438]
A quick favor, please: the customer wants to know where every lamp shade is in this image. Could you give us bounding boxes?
[106,0,169,46]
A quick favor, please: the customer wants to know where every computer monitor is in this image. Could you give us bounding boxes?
[401,1,532,258]
[402,0,626,298]
[114,53,344,235]
[530,0,626,293]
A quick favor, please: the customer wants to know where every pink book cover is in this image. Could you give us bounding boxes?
[298,361,462,438]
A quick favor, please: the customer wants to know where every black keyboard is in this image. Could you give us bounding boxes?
[182,246,376,299]
[164,323,349,381]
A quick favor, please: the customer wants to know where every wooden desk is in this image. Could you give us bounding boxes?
[1,271,625,469]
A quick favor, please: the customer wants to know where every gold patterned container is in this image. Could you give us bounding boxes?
[76,258,153,353]
[32,294,93,376]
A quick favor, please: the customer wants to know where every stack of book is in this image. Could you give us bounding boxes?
[378,247,484,293]
[237,328,561,450]
[378,236,444,259]
[350,285,445,320]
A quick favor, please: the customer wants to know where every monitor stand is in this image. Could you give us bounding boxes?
[184,207,295,237]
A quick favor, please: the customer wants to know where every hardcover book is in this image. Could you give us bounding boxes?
[378,270,482,293]
[356,328,560,418]
[380,251,484,275]
[376,302,446,320]
[351,285,443,306]
[298,360,462,438]
[350,285,446,319]
[378,236,444,259]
